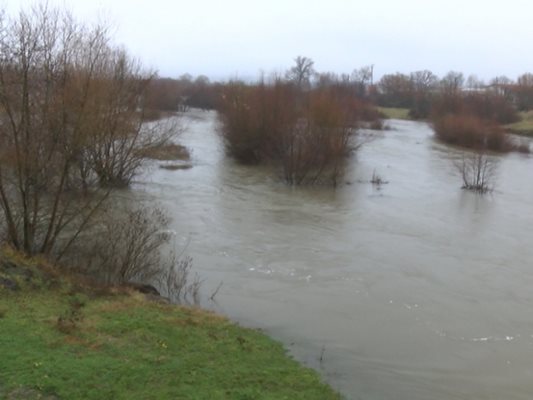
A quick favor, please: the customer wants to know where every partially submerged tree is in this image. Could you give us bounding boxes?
[218,77,361,185]
[432,115,514,152]
[278,89,358,185]
[0,5,171,257]
[457,151,497,193]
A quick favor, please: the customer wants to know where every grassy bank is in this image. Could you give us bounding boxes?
[377,107,411,120]
[0,250,339,400]
[505,111,533,137]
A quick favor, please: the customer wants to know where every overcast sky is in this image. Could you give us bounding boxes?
[5,0,533,81]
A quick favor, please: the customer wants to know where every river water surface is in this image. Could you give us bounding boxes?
[136,110,533,400]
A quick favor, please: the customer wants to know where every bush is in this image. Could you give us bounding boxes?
[464,93,519,124]
[356,101,382,122]
[218,81,360,185]
[433,115,513,152]
[65,206,201,303]
[432,93,519,125]
[72,207,173,284]
[278,90,357,185]
[457,151,497,193]
[218,81,296,164]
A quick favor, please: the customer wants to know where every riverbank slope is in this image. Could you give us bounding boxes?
[0,248,339,400]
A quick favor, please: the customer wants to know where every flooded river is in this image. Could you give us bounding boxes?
[136,110,533,399]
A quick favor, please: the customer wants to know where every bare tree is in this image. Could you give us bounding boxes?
[67,205,201,304]
[410,70,438,92]
[286,56,315,89]
[514,73,533,110]
[0,5,166,257]
[277,89,357,186]
[77,206,171,284]
[457,151,497,193]
[218,79,360,186]
[352,65,374,97]
[440,71,464,95]
[490,75,513,86]
[377,73,413,108]
[465,74,485,90]
[81,51,177,188]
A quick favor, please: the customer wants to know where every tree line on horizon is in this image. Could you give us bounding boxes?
[144,57,529,193]
[148,58,533,153]
[147,59,533,120]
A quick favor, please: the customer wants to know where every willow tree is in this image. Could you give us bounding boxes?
[0,5,162,257]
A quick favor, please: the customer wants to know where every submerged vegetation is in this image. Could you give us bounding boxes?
[0,5,181,263]
[138,143,191,161]
[433,115,513,153]
[456,152,497,193]
[218,67,380,185]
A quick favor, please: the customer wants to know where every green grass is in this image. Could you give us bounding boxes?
[0,253,340,400]
[505,111,533,136]
[377,107,411,120]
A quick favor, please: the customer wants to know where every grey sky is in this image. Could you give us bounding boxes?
[6,0,533,81]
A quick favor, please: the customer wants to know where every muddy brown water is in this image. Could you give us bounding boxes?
[135,110,533,400]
